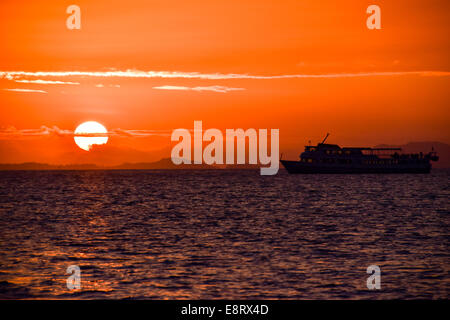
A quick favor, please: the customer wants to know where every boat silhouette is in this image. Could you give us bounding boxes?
[280,134,439,174]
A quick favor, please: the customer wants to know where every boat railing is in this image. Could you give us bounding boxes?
[361,148,402,156]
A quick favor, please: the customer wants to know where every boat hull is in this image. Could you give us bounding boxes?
[280,160,431,174]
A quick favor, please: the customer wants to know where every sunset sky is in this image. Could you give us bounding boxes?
[0,0,449,165]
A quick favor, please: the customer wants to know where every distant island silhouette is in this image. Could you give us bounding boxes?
[0,142,449,170]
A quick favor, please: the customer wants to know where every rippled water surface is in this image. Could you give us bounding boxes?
[0,169,448,299]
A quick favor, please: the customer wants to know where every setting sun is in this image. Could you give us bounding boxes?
[74,121,108,151]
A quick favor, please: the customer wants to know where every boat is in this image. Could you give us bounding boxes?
[280,134,439,174]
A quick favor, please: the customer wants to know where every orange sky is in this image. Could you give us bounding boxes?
[0,0,449,165]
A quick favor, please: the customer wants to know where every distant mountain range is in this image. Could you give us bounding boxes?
[0,158,212,171]
[0,142,449,170]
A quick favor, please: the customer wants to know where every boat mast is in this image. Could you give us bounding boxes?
[321,133,330,144]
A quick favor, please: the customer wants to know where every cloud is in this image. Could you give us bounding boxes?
[153,85,245,93]
[1,69,449,81]
[3,88,47,93]
[109,128,171,137]
[0,126,171,139]
[14,79,80,85]
[1,70,448,93]
[95,84,120,88]
[0,126,71,139]
[152,85,189,91]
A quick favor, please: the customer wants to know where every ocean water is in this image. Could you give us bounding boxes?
[0,169,448,299]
